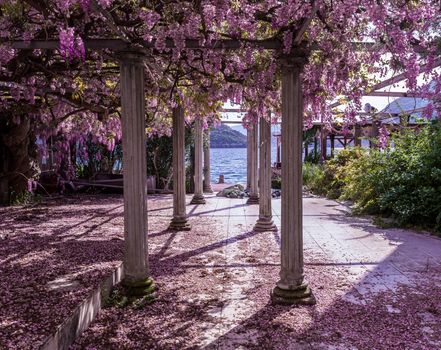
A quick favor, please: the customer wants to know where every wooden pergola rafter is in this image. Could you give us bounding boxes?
[329,57,441,109]
[10,38,381,51]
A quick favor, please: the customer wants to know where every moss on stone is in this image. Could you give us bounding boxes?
[105,278,156,308]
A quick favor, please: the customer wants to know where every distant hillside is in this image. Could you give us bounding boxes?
[210,124,247,148]
[230,125,247,135]
[230,123,279,146]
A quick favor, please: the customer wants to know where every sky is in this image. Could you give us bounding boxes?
[219,66,440,125]
[220,96,397,125]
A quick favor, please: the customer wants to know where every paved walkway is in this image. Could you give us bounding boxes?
[74,193,441,349]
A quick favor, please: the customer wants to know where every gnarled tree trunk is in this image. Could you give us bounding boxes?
[0,116,39,205]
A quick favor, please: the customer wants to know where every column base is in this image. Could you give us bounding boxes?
[169,217,191,231]
[271,283,316,305]
[254,217,277,232]
[203,186,213,194]
[190,195,206,204]
[247,195,259,204]
[122,277,156,298]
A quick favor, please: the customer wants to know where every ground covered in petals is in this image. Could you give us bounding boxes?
[2,193,441,349]
[75,194,441,349]
[0,195,129,349]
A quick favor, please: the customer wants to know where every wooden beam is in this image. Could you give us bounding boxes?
[12,39,128,50]
[220,108,246,113]
[11,38,283,50]
[9,39,387,52]
[293,3,318,45]
[367,91,422,98]
[330,57,441,108]
[10,37,436,56]
[370,57,441,92]
[219,120,243,124]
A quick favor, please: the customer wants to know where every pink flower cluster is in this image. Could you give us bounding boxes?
[59,28,85,61]
[0,0,439,175]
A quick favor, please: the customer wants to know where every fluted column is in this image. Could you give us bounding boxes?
[271,54,315,305]
[330,134,335,158]
[191,117,206,204]
[246,129,252,190]
[119,51,154,296]
[370,121,380,149]
[169,105,191,230]
[247,124,259,204]
[320,127,327,163]
[354,124,362,147]
[203,129,213,193]
[254,115,277,231]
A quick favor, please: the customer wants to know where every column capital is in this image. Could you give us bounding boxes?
[116,50,146,64]
[278,47,310,71]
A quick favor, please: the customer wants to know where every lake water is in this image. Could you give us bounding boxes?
[210,146,278,184]
[209,142,360,184]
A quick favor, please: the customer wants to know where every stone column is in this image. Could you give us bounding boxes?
[313,135,318,159]
[246,129,252,190]
[203,129,213,193]
[320,127,327,163]
[191,117,206,204]
[247,124,259,204]
[370,121,380,149]
[271,55,315,305]
[330,134,335,158]
[354,124,362,147]
[0,141,8,204]
[276,136,281,166]
[119,52,154,296]
[169,105,191,230]
[254,115,277,231]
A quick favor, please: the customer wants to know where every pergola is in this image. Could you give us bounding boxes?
[12,36,316,305]
[12,35,439,307]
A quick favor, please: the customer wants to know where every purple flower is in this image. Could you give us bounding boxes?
[59,27,86,62]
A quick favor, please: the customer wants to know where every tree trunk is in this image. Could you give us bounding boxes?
[0,116,39,204]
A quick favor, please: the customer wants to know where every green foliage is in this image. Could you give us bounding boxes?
[9,190,36,206]
[271,176,281,189]
[75,141,121,179]
[304,150,321,164]
[304,123,441,233]
[303,163,325,195]
[341,149,384,214]
[104,285,155,309]
[303,148,364,199]
[146,135,174,189]
[303,126,321,164]
[345,123,441,230]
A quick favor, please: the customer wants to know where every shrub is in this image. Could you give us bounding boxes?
[342,122,441,232]
[303,163,326,195]
[303,123,441,233]
[271,176,281,189]
[340,148,385,213]
[303,147,364,199]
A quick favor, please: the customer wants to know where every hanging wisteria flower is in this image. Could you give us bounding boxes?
[139,8,161,31]
[378,125,390,149]
[59,28,85,61]
[96,0,112,8]
[0,0,439,182]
